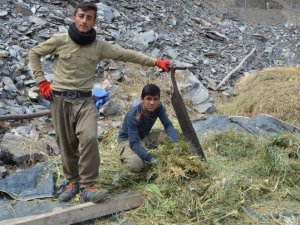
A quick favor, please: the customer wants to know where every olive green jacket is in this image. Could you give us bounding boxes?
[29,33,157,91]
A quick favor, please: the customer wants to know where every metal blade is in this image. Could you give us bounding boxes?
[170,67,206,160]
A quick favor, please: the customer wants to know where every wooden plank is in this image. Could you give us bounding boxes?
[0,192,144,225]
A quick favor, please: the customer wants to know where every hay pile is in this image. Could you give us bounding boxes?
[216,67,300,127]
[98,130,300,224]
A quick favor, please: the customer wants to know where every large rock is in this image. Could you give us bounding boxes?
[0,133,47,163]
[192,114,300,139]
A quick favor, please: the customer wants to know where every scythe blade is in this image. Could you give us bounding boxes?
[170,67,206,160]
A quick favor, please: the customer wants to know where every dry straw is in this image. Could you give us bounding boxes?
[216,67,300,127]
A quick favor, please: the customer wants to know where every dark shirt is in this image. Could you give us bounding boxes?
[118,103,177,161]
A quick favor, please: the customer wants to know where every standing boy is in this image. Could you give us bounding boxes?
[29,2,171,203]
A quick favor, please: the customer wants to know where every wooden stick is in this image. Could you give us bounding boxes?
[0,192,144,225]
[0,111,51,121]
[216,48,256,90]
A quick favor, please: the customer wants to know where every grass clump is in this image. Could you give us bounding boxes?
[204,130,260,160]
[252,134,300,189]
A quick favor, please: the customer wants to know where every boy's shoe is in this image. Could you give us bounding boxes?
[58,181,79,202]
[80,185,108,203]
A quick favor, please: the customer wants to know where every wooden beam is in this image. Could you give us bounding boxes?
[0,192,144,225]
[0,110,51,121]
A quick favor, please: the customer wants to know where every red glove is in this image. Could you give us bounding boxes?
[155,59,171,72]
[38,80,52,100]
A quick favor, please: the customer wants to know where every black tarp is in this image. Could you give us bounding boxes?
[0,162,56,201]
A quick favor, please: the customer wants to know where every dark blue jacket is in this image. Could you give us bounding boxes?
[118,103,177,161]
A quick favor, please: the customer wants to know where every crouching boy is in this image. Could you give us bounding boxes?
[118,84,177,172]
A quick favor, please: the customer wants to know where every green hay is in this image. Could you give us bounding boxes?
[97,128,300,225]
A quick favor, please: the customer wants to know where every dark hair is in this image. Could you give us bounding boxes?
[74,2,98,19]
[141,84,160,99]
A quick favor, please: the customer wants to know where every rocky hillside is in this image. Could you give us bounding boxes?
[1,0,300,92]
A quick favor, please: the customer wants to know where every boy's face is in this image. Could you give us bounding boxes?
[141,95,160,113]
[72,8,96,33]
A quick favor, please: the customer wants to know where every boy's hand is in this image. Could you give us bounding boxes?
[155,59,171,72]
[38,80,52,100]
[150,157,159,166]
